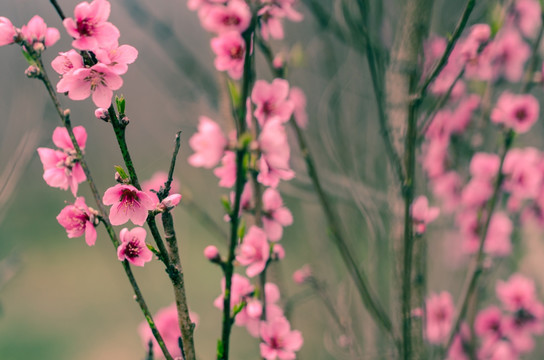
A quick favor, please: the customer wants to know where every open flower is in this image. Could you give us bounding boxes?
[56,63,123,108]
[258,119,295,187]
[252,79,295,126]
[260,316,303,360]
[188,116,227,168]
[0,17,17,46]
[262,188,293,241]
[211,31,245,79]
[117,227,153,266]
[94,42,138,75]
[20,15,60,49]
[37,126,87,196]
[57,197,98,246]
[491,92,539,134]
[63,0,120,51]
[103,184,155,225]
[236,226,270,277]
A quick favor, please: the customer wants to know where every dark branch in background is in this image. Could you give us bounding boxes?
[121,0,219,107]
[49,0,66,20]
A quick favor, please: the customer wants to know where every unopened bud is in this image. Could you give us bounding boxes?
[94,108,110,122]
[204,245,220,262]
[293,264,312,284]
[115,172,123,183]
[63,109,71,117]
[120,115,130,126]
[24,65,41,78]
[33,42,45,53]
[272,244,285,260]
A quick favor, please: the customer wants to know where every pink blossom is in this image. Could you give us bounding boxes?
[479,29,530,82]
[103,184,155,225]
[211,31,245,79]
[200,0,251,34]
[117,227,153,266]
[214,151,237,187]
[449,95,481,134]
[475,306,503,340]
[94,42,138,75]
[496,274,539,312]
[461,178,493,208]
[56,63,123,108]
[272,243,285,260]
[484,212,513,256]
[421,138,448,178]
[446,324,470,360]
[470,153,500,180]
[56,197,97,246]
[252,79,295,126]
[237,226,270,277]
[258,0,303,41]
[425,291,454,344]
[459,24,491,63]
[236,283,284,337]
[293,264,311,284]
[0,17,16,46]
[503,148,543,200]
[51,50,84,75]
[289,87,308,128]
[491,92,539,133]
[188,116,227,168]
[262,188,293,241]
[258,119,295,187]
[94,107,109,121]
[157,194,182,212]
[510,0,542,38]
[214,273,254,310]
[20,15,60,49]
[411,195,440,234]
[63,0,120,51]
[431,171,462,212]
[138,303,199,358]
[260,316,303,360]
[37,126,87,196]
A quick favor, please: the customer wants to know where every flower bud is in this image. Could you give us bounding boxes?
[94,108,110,122]
[204,245,220,262]
[24,65,41,78]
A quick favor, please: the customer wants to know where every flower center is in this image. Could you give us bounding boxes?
[77,19,94,37]
[230,45,244,60]
[223,15,241,26]
[119,189,141,212]
[84,69,107,91]
[515,107,528,122]
[124,239,142,259]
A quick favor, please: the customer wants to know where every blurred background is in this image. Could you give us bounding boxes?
[2,0,544,359]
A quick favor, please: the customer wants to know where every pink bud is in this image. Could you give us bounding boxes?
[95,108,109,121]
[204,245,220,261]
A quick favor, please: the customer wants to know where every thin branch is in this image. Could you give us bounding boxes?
[49,0,66,20]
[34,55,173,360]
[417,0,476,100]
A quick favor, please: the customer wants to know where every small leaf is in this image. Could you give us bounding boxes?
[233,301,246,316]
[216,339,224,358]
[21,49,36,66]
[114,165,129,180]
[238,219,246,240]
[227,79,240,108]
[221,196,231,213]
[115,95,126,115]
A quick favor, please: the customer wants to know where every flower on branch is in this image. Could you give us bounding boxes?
[103,184,155,226]
[57,197,98,246]
[117,227,153,266]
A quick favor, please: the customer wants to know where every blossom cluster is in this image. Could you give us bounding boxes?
[418,0,544,357]
[53,0,137,108]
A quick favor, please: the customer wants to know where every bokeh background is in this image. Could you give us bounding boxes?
[2,0,544,359]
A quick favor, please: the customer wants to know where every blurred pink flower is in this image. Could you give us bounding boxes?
[289,86,308,129]
[491,92,539,133]
[252,79,295,126]
[510,0,542,38]
[258,119,295,187]
[236,283,284,337]
[470,153,500,180]
[63,0,120,50]
[411,195,439,234]
[237,226,270,277]
[293,264,311,284]
[214,273,254,310]
[262,188,293,241]
[260,316,303,360]
[57,197,97,246]
[214,151,237,187]
[117,227,153,266]
[188,116,227,169]
[211,31,245,79]
[138,303,199,359]
[103,184,155,225]
[0,17,16,46]
[425,291,454,344]
[200,0,251,34]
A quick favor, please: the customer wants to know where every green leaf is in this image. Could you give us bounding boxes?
[233,301,246,316]
[216,339,224,358]
[115,95,126,115]
[221,196,231,213]
[21,49,35,66]
[227,79,240,107]
[114,165,129,180]
[238,219,246,240]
